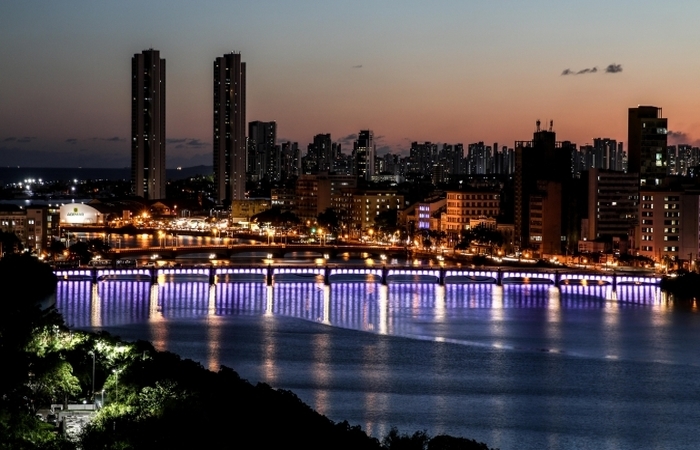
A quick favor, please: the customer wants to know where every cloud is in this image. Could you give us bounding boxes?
[166,138,208,148]
[562,64,622,76]
[16,136,35,143]
[277,137,292,144]
[337,133,358,144]
[3,137,16,142]
[90,136,126,142]
[667,130,700,146]
[352,65,363,69]
[65,138,78,144]
[186,139,207,147]
[577,67,598,75]
[562,67,597,75]
[376,145,392,154]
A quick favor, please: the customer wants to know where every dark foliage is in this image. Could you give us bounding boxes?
[660,272,700,300]
[382,428,497,450]
[317,207,339,230]
[82,351,384,450]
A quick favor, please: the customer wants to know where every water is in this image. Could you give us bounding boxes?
[55,277,700,450]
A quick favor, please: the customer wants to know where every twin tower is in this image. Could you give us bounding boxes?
[131,49,246,203]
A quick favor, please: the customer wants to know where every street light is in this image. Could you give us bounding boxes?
[88,351,95,403]
[113,369,121,403]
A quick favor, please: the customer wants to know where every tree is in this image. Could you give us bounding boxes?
[68,241,91,264]
[375,209,399,234]
[30,358,81,405]
[455,225,504,254]
[383,428,430,450]
[251,207,299,227]
[48,239,66,259]
[317,208,339,231]
[0,230,23,255]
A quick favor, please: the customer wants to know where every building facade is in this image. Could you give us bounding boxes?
[585,168,638,241]
[514,123,575,253]
[131,49,166,199]
[351,191,404,231]
[248,121,278,182]
[214,52,246,203]
[353,130,375,181]
[628,106,667,186]
[444,190,500,234]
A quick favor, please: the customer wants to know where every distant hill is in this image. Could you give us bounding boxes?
[0,166,213,183]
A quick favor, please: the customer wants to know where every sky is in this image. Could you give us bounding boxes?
[1,0,700,168]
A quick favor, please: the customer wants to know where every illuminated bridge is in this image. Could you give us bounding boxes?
[53,265,661,291]
[106,243,409,260]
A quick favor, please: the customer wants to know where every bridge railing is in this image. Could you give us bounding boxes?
[52,265,663,288]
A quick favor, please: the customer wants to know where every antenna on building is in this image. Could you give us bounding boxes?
[549,120,553,132]
[536,120,541,132]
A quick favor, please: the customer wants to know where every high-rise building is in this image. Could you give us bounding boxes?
[353,130,375,180]
[247,121,278,181]
[514,121,574,254]
[213,52,246,204]
[628,106,667,186]
[131,49,166,199]
[584,168,638,241]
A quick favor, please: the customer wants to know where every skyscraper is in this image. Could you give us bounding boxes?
[514,121,575,254]
[353,130,375,181]
[131,49,166,199]
[248,121,278,181]
[627,106,667,185]
[214,52,246,204]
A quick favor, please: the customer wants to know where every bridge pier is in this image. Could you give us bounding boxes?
[324,266,331,286]
[497,268,503,286]
[612,272,617,292]
[439,267,446,286]
[554,270,560,288]
[150,267,158,285]
[91,267,98,285]
[266,265,273,286]
[381,265,389,286]
[209,267,216,285]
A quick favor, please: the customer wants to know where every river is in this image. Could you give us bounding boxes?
[55,276,700,450]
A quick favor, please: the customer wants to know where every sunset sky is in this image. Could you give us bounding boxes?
[1,0,699,168]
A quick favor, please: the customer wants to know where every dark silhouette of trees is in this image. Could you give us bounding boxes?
[317,208,339,231]
[0,230,22,254]
[382,428,497,450]
[0,254,69,448]
[455,225,504,253]
[375,209,399,234]
[251,207,300,227]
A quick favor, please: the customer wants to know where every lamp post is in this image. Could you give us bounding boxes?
[113,369,120,403]
[88,351,95,403]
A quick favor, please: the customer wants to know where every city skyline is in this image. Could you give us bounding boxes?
[2,1,700,168]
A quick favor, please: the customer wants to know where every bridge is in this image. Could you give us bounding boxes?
[53,265,661,291]
[106,243,410,260]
